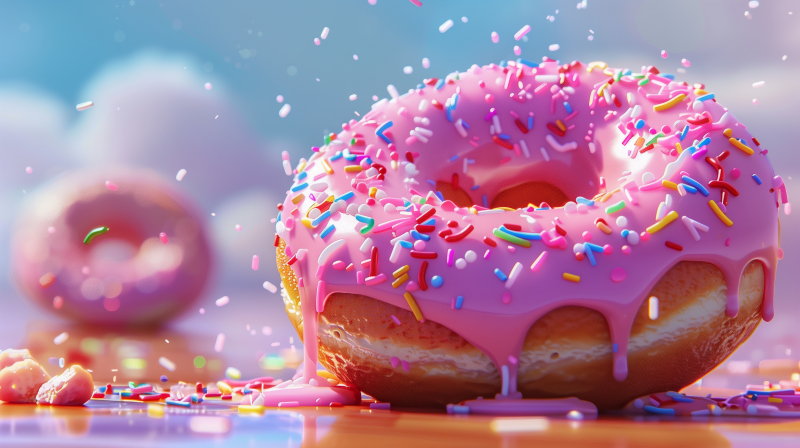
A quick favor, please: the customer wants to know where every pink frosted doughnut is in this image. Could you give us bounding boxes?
[11,168,211,325]
[275,59,784,409]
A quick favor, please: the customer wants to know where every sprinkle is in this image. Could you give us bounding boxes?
[514,25,531,40]
[279,104,291,118]
[708,200,733,226]
[344,165,363,173]
[320,223,335,238]
[563,273,580,283]
[646,211,679,234]
[252,255,260,270]
[729,137,754,155]
[444,224,474,242]
[653,94,686,112]
[605,201,625,214]
[391,274,408,288]
[648,297,659,320]
[263,281,277,293]
[403,292,424,321]
[439,19,454,33]
[393,265,410,279]
[418,261,429,290]
[505,262,523,288]
[455,296,464,309]
[752,174,762,185]
[494,268,508,282]
[159,357,177,372]
[410,250,437,259]
[216,296,230,306]
[493,228,532,247]
[530,251,547,272]
[53,332,69,345]
[681,176,709,196]
[681,216,709,241]
[83,226,110,244]
[430,275,443,288]
[291,182,308,191]
[391,315,402,325]
[665,241,683,251]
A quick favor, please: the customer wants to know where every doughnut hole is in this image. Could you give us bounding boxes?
[277,238,764,409]
[436,181,571,209]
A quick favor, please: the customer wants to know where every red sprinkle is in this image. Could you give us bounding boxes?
[504,223,522,231]
[447,220,459,227]
[708,180,739,196]
[431,100,444,110]
[287,255,298,265]
[405,151,414,163]
[410,251,438,259]
[370,246,378,277]
[717,150,730,162]
[483,236,497,247]
[546,122,566,137]
[444,224,474,242]
[416,208,436,224]
[274,234,281,247]
[418,260,429,291]
[514,118,529,134]
[665,241,683,251]
[492,135,514,149]
[555,224,567,236]
[415,224,435,233]
[438,229,453,238]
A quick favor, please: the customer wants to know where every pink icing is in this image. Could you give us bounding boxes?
[277,59,785,407]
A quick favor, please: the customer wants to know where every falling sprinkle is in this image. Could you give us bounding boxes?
[749,0,759,7]
[513,46,521,56]
[353,54,358,60]
[681,58,691,67]
[403,66,413,74]
[461,17,468,23]
[215,333,225,352]
[25,167,32,174]
[422,58,430,68]
[53,332,69,345]
[491,31,499,43]
[235,224,242,231]
[252,255,259,270]
[752,99,758,105]
[76,101,94,111]
[204,82,212,90]
[176,169,187,181]
[321,27,330,39]
[408,0,421,6]
[349,94,358,101]
[549,44,560,51]
[661,50,668,58]
[279,104,291,118]
[514,25,531,40]
[752,81,765,88]
[216,296,230,307]
[276,95,284,103]
[263,281,277,293]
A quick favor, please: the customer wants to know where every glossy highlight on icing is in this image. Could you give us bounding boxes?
[274,58,785,406]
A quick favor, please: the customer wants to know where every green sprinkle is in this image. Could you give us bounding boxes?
[605,201,626,214]
[83,226,110,245]
[637,78,650,86]
[613,70,623,82]
[633,74,645,79]
[493,228,532,248]
[645,132,665,147]
[360,218,375,235]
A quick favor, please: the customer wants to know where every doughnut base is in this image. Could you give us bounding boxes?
[277,241,764,410]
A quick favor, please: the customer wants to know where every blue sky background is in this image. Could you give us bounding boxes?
[1,0,799,382]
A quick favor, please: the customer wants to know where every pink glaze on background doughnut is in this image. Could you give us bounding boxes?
[273,58,785,412]
[11,168,212,326]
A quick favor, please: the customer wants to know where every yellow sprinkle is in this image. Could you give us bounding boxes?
[301,218,313,229]
[597,82,609,96]
[493,207,515,211]
[291,194,305,204]
[602,68,615,77]
[296,161,306,173]
[217,382,232,395]
[238,405,265,413]
[403,292,424,321]
[596,222,612,235]
[723,128,733,138]
[646,211,679,234]
[708,200,733,226]
[662,180,679,190]
[586,61,608,73]
[694,88,709,96]
[589,89,596,107]
[392,273,409,289]
[675,142,683,154]
[344,165,363,173]
[556,120,566,131]
[653,94,687,112]
[729,137,754,155]
[768,397,783,403]
[321,159,334,174]
[626,92,634,106]
[390,160,398,171]
[563,273,580,283]
[369,187,377,198]
[393,265,410,279]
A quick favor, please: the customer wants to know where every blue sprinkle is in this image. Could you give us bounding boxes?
[160,375,168,382]
[435,79,445,90]
[276,211,281,222]
[666,392,693,403]
[416,84,424,90]
[738,137,747,145]
[635,119,645,129]
[498,133,511,140]
[291,182,308,192]
[621,229,630,237]
[298,171,307,180]
[471,185,480,191]
[320,224,335,238]
[517,58,536,67]
[752,174,762,185]
[335,191,354,202]
[376,121,393,133]
[435,191,444,201]
[455,296,464,310]
[399,240,413,249]
[680,184,698,194]
[411,230,430,241]
[461,120,470,130]
[585,243,604,253]
[482,195,488,208]
[643,405,675,416]
[403,199,411,206]
[612,343,618,353]
[622,69,632,75]
[451,93,459,109]
[535,207,551,211]
[661,73,675,80]
[493,269,508,282]
[686,145,697,154]
[427,179,436,186]
[563,102,573,114]
[343,152,356,162]
[311,210,331,227]
[698,137,711,148]
[697,93,715,102]
[355,214,372,224]
[680,125,689,141]
[584,248,596,266]
[681,176,709,196]
[499,226,541,240]
[528,116,533,130]
[576,196,595,206]
[330,151,343,161]
[363,157,373,165]
[446,107,454,123]
[499,60,508,67]
[449,155,459,162]
[431,276,443,288]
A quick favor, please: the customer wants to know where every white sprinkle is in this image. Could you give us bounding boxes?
[422,58,430,69]
[76,101,94,111]
[539,146,551,162]
[461,17,468,23]
[53,332,69,345]
[263,281,277,293]
[159,357,177,372]
[403,66,413,74]
[648,296,659,320]
[279,104,291,118]
[534,74,558,83]
[349,94,358,101]
[439,19,454,33]
[549,44,560,51]
[214,333,225,352]
[276,95,284,103]
[216,296,230,306]
[353,54,358,60]
[176,169,187,181]
[387,84,399,99]
[321,27,330,39]
[514,25,531,40]
[752,81,765,88]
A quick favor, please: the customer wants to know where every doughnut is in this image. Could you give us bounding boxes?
[0,348,33,370]
[0,358,49,403]
[11,168,212,325]
[36,365,94,406]
[275,59,784,411]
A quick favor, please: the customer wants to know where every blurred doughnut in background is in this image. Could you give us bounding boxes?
[11,168,212,326]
